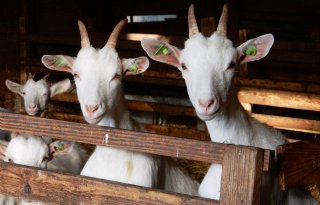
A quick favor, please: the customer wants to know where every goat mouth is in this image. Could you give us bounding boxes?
[196,108,220,121]
[26,110,40,116]
[84,113,105,125]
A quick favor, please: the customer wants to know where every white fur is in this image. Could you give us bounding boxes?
[141,31,316,204]
[42,39,199,195]
[4,135,88,205]
[5,77,71,116]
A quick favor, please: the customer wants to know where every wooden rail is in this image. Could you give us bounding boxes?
[0,110,270,205]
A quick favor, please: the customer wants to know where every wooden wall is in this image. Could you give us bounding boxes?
[0,0,320,109]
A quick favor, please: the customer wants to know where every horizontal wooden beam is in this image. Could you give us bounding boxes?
[0,161,217,205]
[0,111,225,164]
[238,87,320,112]
[252,114,320,134]
[49,112,210,141]
[277,139,320,190]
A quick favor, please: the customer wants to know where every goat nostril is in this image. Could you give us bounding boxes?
[199,99,215,108]
[85,105,99,113]
[29,104,37,109]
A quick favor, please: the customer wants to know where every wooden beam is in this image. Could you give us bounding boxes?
[252,114,320,134]
[0,161,217,205]
[238,87,320,112]
[220,146,263,205]
[277,139,320,190]
[49,112,210,141]
[0,111,225,164]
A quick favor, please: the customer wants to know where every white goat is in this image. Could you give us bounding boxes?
[41,19,198,195]
[141,4,317,205]
[6,74,71,117]
[0,140,16,205]
[2,134,87,205]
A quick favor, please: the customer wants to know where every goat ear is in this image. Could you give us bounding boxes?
[0,140,8,160]
[50,78,72,98]
[237,34,274,65]
[5,80,23,96]
[141,38,181,68]
[49,140,74,157]
[41,55,74,73]
[122,56,149,76]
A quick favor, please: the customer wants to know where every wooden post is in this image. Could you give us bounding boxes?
[220,146,263,205]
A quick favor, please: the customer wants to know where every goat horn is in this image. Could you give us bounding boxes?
[28,73,35,80]
[78,20,90,48]
[216,4,228,36]
[188,4,199,37]
[106,19,127,48]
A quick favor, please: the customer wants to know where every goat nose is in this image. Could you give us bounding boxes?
[199,98,215,108]
[29,103,37,109]
[85,104,99,114]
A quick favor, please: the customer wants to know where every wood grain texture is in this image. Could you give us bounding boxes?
[0,161,217,205]
[252,113,320,134]
[0,110,225,164]
[277,139,320,190]
[220,146,263,205]
[238,87,320,112]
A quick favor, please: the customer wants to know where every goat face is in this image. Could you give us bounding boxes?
[6,77,50,116]
[41,20,149,125]
[5,135,50,168]
[141,4,274,121]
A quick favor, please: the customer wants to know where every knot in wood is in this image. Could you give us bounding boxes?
[24,184,31,194]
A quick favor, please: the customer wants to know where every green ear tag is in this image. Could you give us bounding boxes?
[244,45,257,56]
[129,63,138,73]
[55,143,64,152]
[155,44,169,56]
[54,58,65,67]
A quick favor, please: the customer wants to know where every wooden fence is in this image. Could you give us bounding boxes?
[0,110,273,205]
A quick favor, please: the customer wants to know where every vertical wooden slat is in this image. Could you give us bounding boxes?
[220,146,263,205]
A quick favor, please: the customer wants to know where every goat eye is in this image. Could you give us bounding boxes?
[112,74,121,81]
[22,92,26,95]
[42,92,48,97]
[8,158,13,163]
[181,63,188,71]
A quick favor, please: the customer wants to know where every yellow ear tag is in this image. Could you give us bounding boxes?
[155,44,169,56]
[54,58,65,67]
[55,143,64,152]
[244,44,257,56]
[129,63,138,73]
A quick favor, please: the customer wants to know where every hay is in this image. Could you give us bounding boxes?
[307,184,320,204]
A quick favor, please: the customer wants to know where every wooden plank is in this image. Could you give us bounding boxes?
[49,112,210,141]
[0,161,217,205]
[252,114,320,134]
[238,87,320,112]
[277,139,320,190]
[220,146,263,205]
[234,77,320,94]
[0,111,225,164]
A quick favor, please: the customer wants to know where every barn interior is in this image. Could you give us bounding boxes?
[0,0,319,204]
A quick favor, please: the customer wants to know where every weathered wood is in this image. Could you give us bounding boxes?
[238,87,320,112]
[234,77,320,94]
[0,111,225,164]
[252,113,320,134]
[50,112,210,141]
[277,139,320,190]
[220,146,263,205]
[0,161,217,205]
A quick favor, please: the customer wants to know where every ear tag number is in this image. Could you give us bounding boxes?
[129,63,138,73]
[55,143,64,152]
[244,44,257,56]
[54,58,65,67]
[155,44,169,56]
